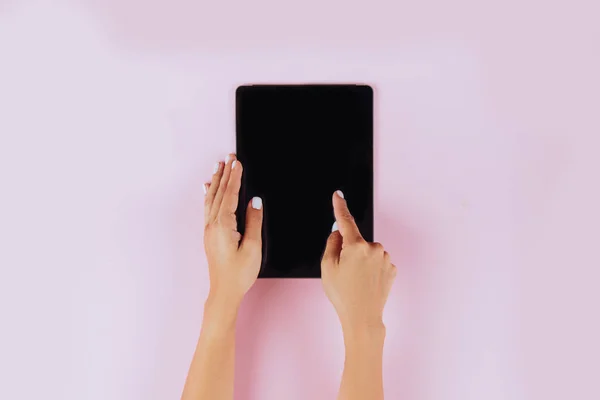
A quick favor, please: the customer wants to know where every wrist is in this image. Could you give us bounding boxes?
[206,289,243,311]
[201,293,241,336]
[342,320,386,345]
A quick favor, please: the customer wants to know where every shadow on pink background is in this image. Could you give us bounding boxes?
[0,1,598,400]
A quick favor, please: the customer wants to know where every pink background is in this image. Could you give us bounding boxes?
[0,1,599,399]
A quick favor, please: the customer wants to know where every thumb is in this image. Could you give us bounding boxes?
[322,223,343,266]
[240,196,263,254]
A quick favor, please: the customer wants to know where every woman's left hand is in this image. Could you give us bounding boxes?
[203,154,263,309]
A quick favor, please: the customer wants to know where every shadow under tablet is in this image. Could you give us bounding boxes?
[236,85,373,278]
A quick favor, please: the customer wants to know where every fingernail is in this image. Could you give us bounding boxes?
[203,183,208,195]
[213,162,220,174]
[252,197,263,210]
[232,160,238,169]
[336,190,344,199]
[226,154,235,164]
[332,221,338,232]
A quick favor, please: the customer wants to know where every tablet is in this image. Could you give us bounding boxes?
[236,84,373,278]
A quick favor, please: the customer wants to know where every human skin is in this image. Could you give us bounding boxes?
[181,154,263,400]
[181,156,396,400]
[322,190,397,400]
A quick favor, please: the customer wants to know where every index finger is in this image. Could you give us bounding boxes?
[219,158,243,217]
[332,190,364,244]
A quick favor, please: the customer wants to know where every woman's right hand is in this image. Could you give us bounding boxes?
[321,191,397,334]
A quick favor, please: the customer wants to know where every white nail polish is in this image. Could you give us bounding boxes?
[332,221,338,232]
[232,160,238,169]
[336,190,344,199]
[252,197,263,210]
[213,162,220,173]
[203,184,208,195]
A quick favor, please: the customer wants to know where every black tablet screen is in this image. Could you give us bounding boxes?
[236,85,373,278]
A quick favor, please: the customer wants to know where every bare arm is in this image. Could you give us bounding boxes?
[181,297,239,400]
[181,155,263,400]
[322,191,396,400]
[338,325,386,400]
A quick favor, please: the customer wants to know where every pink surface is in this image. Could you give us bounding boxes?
[1,1,599,400]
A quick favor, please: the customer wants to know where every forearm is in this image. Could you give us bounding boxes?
[181,295,240,400]
[338,324,386,400]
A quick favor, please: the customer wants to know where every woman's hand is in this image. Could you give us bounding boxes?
[203,154,263,310]
[321,190,396,334]
[181,155,262,400]
[322,190,396,400]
